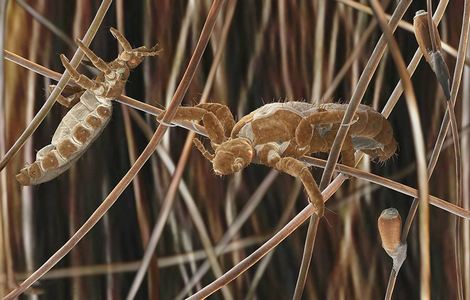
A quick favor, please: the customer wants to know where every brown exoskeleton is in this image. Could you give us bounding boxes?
[160,102,397,217]
[16,28,161,185]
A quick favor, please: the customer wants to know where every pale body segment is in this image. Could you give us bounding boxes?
[16,28,160,185]
[159,101,397,217]
[17,92,113,185]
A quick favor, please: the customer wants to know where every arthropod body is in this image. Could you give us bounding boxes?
[17,92,113,185]
[233,102,396,163]
[162,101,397,217]
[16,28,160,185]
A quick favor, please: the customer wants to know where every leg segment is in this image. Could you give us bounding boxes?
[276,157,324,217]
[202,112,225,145]
[313,127,356,167]
[257,143,324,217]
[109,27,132,51]
[133,45,162,57]
[75,39,112,75]
[60,55,100,90]
[157,106,226,144]
[340,135,356,167]
[49,85,84,108]
[193,138,215,161]
[195,103,235,137]
[159,107,207,122]
[56,94,78,108]
[56,93,84,108]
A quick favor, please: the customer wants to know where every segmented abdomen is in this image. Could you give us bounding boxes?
[16,91,112,185]
[349,105,397,161]
[307,104,396,160]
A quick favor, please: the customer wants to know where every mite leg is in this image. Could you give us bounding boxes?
[317,128,356,167]
[340,135,356,167]
[56,94,81,108]
[258,143,324,217]
[157,107,226,144]
[193,138,215,161]
[202,112,225,145]
[60,55,100,91]
[277,157,324,217]
[48,84,85,96]
[157,107,207,124]
[48,85,84,108]
[295,110,359,149]
[109,27,160,56]
[110,27,132,51]
[133,45,162,57]
[195,103,236,138]
[75,39,113,75]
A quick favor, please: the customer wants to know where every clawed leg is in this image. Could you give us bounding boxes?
[340,149,356,168]
[316,129,356,168]
[196,103,235,137]
[258,143,324,217]
[110,27,132,51]
[339,135,356,167]
[193,138,215,161]
[109,27,161,57]
[109,27,160,69]
[48,85,84,108]
[75,39,113,76]
[60,55,100,91]
[202,112,226,145]
[132,45,162,57]
[277,157,324,217]
[57,94,81,108]
[157,106,227,144]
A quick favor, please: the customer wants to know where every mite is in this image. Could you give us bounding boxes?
[16,28,160,185]
[158,102,397,217]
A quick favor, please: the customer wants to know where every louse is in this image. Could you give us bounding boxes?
[16,28,160,185]
[159,101,397,217]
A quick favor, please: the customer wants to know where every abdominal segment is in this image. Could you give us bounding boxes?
[16,91,112,185]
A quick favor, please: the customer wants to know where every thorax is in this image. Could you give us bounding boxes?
[232,102,319,157]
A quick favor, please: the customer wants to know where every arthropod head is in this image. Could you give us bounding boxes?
[212,138,253,176]
[110,27,161,69]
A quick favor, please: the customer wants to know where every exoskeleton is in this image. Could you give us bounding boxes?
[160,101,397,217]
[16,28,160,185]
